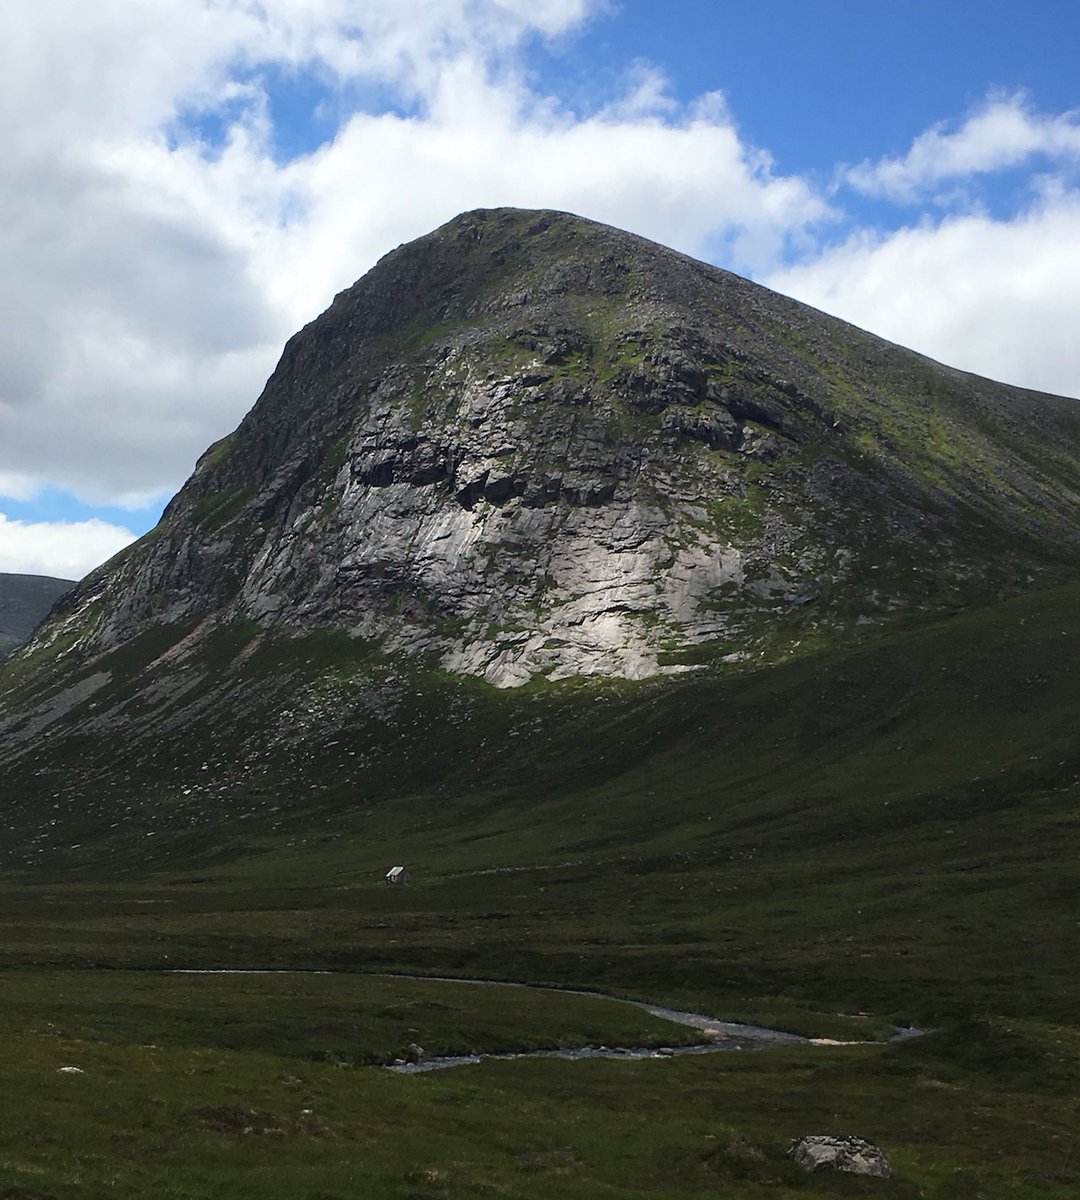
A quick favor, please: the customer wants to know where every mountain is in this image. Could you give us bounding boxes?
[3,208,1079,1200]
[22,207,1080,688]
[0,572,74,657]
[0,207,1078,872]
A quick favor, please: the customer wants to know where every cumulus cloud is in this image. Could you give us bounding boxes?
[768,186,1080,399]
[847,92,1080,201]
[772,91,1080,402]
[266,66,830,324]
[1,0,829,518]
[0,515,136,581]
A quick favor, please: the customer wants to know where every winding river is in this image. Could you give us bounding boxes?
[169,970,920,1073]
[375,975,921,1073]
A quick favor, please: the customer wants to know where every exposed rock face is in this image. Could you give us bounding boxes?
[27,208,1080,685]
[0,574,73,657]
[788,1135,891,1178]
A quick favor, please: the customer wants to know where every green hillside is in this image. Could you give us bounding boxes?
[2,577,1077,1023]
[1,578,1079,1196]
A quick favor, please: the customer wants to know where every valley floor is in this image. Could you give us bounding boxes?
[1,891,1078,1199]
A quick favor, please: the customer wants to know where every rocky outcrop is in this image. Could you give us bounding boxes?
[19,208,1080,686]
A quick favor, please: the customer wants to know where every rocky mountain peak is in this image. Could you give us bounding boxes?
[32,208,1080,685]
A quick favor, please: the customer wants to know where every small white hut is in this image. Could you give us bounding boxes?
[385,866,410,884]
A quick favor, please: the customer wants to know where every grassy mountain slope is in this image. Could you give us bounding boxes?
[1,577,1078,1196]
[1,576,1076,1028]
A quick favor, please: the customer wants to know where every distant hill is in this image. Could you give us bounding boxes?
[0,573,73,657]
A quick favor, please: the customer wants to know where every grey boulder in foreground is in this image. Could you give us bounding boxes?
[788,1134,891,1177]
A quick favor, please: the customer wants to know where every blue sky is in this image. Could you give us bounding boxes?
[3,0,1080,578]
[573,2,1080,166]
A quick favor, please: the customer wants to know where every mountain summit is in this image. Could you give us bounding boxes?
[19,209,1080,685]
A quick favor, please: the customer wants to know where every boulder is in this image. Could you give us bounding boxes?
[788,1135,890,1178]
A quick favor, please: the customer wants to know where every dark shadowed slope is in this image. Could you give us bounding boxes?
[0,573,73,657]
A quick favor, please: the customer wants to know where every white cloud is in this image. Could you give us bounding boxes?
[0,0,831,523]
[847,93,1080,201]
[767,187,1080,400]
[0,473,42,503]
[265,63,830,325]
[0,515,136,581]
[6,10,1080,587]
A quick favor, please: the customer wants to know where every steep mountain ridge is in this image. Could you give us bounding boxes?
[27,207,1080,688]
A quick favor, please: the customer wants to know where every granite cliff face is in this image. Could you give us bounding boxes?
[24,209,1080,685]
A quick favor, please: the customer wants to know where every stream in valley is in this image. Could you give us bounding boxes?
[171,969,921,1073]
